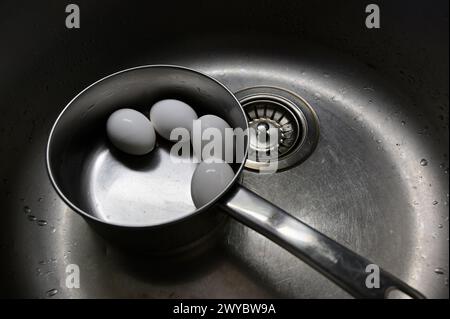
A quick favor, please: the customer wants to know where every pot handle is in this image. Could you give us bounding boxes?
[220,185,426,299]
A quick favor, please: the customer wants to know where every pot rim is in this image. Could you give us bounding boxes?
[46,64,249,229]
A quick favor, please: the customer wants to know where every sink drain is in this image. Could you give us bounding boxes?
[235,86,319,171]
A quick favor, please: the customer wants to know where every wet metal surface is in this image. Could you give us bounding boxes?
[0,1,448,298]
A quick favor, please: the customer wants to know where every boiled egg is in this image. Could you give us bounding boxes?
[190,159,235,208]
[150,99,198,140]
[193,114,231,161]
[106,108,156,155]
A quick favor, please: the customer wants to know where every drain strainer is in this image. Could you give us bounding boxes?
[235,86,319,172]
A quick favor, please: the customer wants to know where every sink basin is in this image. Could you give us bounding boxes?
[0,0,448,298]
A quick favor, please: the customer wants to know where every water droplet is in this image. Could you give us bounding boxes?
[27,215,37,221]
[37,220,47,226]
[38,197,43,202]
[438,224,443,229]
[420,159,428,166]
[38,258,57,265]
[50,226,56,233]
[24,206,31,214]
[63,250,71,260]
[401,120,406,126]
[433,200,439,205]
[376,139,382,144]
[46,289,58,297]
[434,268,445,275]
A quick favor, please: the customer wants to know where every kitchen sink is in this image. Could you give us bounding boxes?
[0,0,448,298]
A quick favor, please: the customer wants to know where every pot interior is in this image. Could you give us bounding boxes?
[47,66,248,226]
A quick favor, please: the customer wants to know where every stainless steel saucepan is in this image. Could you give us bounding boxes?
[46,65,425,298]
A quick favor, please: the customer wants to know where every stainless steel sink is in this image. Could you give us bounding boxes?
[0,0,448,298]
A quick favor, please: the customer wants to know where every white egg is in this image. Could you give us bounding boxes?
[191,159,235,208]
[150,99,198,140]
[106,108,156,155]
[193,114,231,161]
